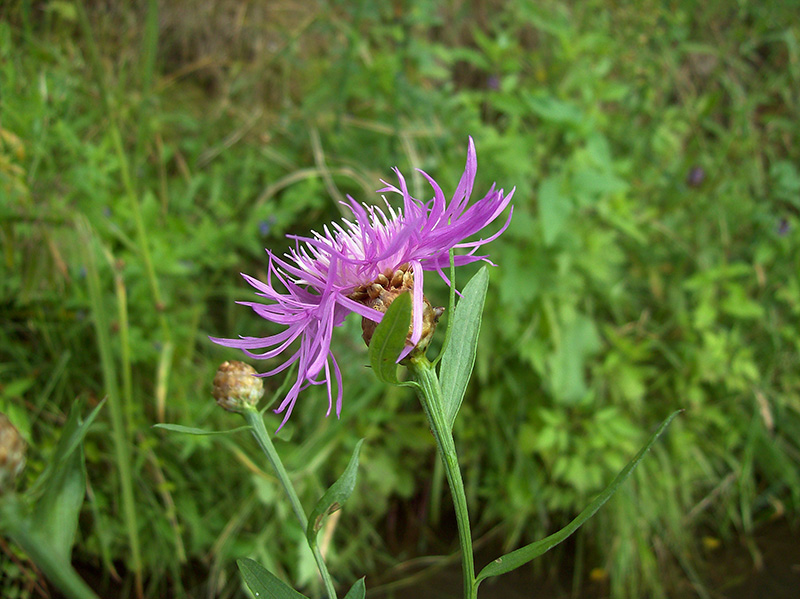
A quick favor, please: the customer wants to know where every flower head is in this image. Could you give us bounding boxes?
[211,137,513,428]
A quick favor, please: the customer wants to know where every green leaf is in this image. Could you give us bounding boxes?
[306,439,364,544]
[523,91,583,124]
[237,558,310,599]
[343,577,366,599]
[548,313,601,405]
[153,423,252,436]
[538,176,572,246]
[368,292,411,384]
[1,497,101,599]
[431,248,457,369]
[30,399,105,564]
[439,267,489,430]
[475,410,682,586]
[0,400,106,598]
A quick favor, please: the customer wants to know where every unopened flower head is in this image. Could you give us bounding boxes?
[0,413,26,494]
[213,361,265,412]
[211,138,514,427]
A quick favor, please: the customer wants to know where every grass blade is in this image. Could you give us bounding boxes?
[78,216,143,596]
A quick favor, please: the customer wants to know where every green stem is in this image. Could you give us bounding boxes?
[407,356,476,599]
[241,408,338,599]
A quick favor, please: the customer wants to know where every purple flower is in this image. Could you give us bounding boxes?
[211,138,514,427]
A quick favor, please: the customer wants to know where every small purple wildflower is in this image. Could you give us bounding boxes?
[686,165,705,187]
[210,138,514,427]
[258,215,277,237]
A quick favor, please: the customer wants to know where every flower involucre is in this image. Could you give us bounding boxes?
[211,138,514,427]
[213,360,265,412]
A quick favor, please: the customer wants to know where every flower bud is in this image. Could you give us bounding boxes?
[212,361,264,412]
[0,413,26,495]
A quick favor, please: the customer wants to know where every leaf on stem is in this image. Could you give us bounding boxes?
[237,558,310,598]
[342,577,366,599]
[368,292,411,384]
[152,423,251,436]
[307,439,365,544]
[439,266,489,430]
[475,410,682,585]
[431,248,457,368]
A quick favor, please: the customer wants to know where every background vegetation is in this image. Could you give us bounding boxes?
[2,0,799,597]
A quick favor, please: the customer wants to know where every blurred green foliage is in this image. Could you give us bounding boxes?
[1,0,798,597]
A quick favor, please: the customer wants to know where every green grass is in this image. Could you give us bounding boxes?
[1,1,799,597]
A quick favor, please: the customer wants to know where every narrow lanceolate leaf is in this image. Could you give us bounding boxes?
[342,577,367,599]
[0,497,101,599]
[475,410,682,585]
[237,558,310,599]
[368,292,411,384]
[30,399,105,564]
[307,439,365,545]
[439,266,489,430]
[153,423,252,436]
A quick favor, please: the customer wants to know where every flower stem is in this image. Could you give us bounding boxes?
[241,407,338,599]
[408,355,477,599]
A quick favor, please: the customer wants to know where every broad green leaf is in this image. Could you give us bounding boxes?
[368,292,411,384]
[439,267,489,430]
[343,577,366,599]
[153,423,252,436]
[306,439,364,544]
[475,410,682,585]
[237,558,310,599]
[30,399,105,564]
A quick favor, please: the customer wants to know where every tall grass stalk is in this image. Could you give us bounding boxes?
[78,217,143,599]
[75,1,171,343]
[134,0,159,165]
[112,258,133,438]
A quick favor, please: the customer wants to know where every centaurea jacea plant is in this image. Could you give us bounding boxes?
[205,140,678,599]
